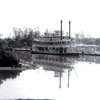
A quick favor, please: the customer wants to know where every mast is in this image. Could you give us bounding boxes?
[60,20,63,40]
[69,21,71,39]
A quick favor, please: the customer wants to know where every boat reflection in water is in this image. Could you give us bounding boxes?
[1,52,100,99]
[32,54,78,88]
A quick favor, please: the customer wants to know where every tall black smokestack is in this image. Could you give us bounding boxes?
[69,21,71,39]
[60,20,62,40]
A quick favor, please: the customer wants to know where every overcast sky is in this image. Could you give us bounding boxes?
[0,0,100,38]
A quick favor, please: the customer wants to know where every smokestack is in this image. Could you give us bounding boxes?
[60,20,63,40]
[69,21,71,39]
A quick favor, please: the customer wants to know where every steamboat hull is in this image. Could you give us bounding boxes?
[31,51,79,56]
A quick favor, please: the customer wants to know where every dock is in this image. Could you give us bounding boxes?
[14,48,31,51]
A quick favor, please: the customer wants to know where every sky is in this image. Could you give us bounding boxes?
[0,0,100,38]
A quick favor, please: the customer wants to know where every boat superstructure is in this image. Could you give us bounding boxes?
[32,20,79,55]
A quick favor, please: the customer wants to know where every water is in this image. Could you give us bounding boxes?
[0,51,100,100]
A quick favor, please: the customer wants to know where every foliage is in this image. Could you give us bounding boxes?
[0,48,19,67]
[4,27,40,48]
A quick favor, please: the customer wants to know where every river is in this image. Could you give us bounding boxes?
[0,51,100,100]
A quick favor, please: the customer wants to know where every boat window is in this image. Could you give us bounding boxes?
[51,42,53,45]
[50,37,52,41]
[64,48,66,52]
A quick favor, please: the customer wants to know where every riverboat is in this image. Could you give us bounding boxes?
[32,20,79,55]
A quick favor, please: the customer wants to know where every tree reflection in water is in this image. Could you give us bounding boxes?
[0,70,22,84]
[14,51,32,62]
